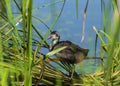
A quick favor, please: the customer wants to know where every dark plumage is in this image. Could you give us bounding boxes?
[48,31,89,64]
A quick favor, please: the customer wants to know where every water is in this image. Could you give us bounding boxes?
[32,0,104,74]
[13,0,109,74]
[32,0,102,56]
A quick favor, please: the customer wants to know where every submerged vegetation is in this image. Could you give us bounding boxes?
[0,0,120,86]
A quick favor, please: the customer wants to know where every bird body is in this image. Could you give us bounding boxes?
[51,40,89,64]
[48,31,89,64]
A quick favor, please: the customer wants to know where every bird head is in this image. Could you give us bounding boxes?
[48,31,60,51]
[48,31,60,40]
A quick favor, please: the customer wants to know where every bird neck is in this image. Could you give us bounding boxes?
[49,38,59,51]
[52,39,59,45]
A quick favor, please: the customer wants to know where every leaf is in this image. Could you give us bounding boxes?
[46,46,67,57]
[76,0,78,18]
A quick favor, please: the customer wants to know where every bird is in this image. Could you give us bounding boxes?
[47,31,103,78]
[47,31,90,78]
[48,31,89,65]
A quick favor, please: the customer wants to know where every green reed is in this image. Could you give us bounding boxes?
[0,0,120,86]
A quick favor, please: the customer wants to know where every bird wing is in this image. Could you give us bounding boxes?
[53,41,77,63]
[53,41,77,53]
[53,40,89,56]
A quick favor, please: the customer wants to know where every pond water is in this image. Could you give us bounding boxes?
[32,0,105,74]
[32,0,102,55]
[13,0,111,74]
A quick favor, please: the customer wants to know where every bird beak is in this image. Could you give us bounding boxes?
[48,35,52,39]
